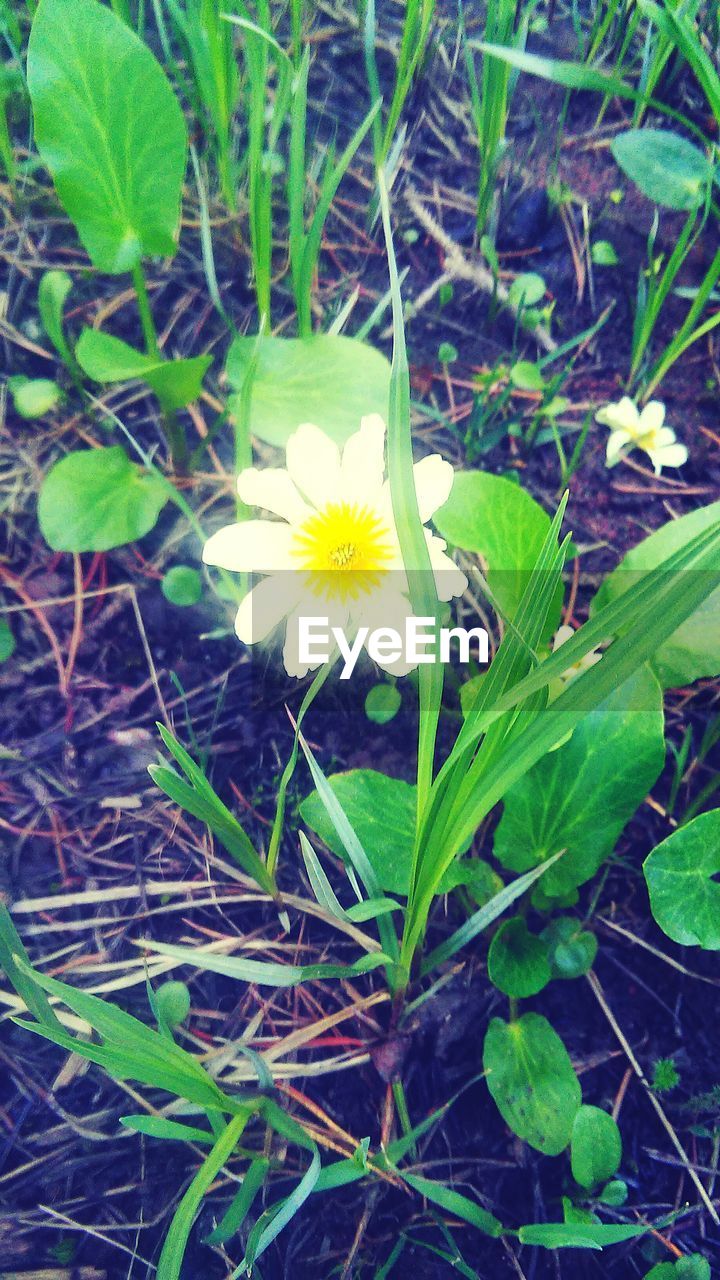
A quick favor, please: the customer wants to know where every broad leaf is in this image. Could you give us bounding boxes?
[433,471,562,631]
[593,502,720,687]
[493,667,664,897]
[38,446,169,552]
[225,334,391,446]
[571,1106,622,1189]
[27,0,187,273]
[483,1013,580,1155]
[541,916,597,979]
[487,917,551,998]
[76,329,211,412]
[612,129,712,210]
[300,769,416,895]
[644,809,720,949]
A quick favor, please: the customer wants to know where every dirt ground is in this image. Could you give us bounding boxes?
[2,4,720,1277]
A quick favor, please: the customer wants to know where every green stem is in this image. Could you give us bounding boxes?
[132,261,160,358]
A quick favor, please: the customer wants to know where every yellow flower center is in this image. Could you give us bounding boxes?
[291,501,393,599]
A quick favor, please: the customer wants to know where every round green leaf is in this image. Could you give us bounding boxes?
[162,566,202,607]
[590,240,619,266]
[593,501,720,688]
[27,0,187,273]
[488,917,551,998]
[645,1259,710,1280]
[433,471,562,633]
[644,809,720,949]
[570,1105,622,1189]
[541,916,597,979]
[438,341,458,364]
[38,446,169,552]
[76,329,211,412]
[598,1179,628,1206]
[494,667,665,897]
[9,376,61,418]
[510,360,546,391]
[155,980,191,1029]
[0,619,15,663]
[612,128,712,211]
[508,272,546,308]
[483,1013,581,1155]
[225,334,391,446]
[300,770,415,895]
[364,683,401,725]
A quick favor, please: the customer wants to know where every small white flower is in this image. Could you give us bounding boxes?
[596,397,688,475]
[203,414,467,678]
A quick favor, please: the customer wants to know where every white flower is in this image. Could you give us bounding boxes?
[596,397,688,475]
[202,414,467,677]
[547,624,603,706]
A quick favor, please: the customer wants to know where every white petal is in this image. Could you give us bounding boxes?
[639,400,665,434]
[286,423,341,509]
[596,397,639,432]
[413,454,456,522]
[651,426,677,448]
[358,588,417,676]
[237,468,311,525]
[202,521,294,573]
[648,442,688,472]
[234,574,302,643]
[426,533,468,601]
[552,624,574,651]
[606,429,632,466]
[340,414,386,502]
[282,597,350,678]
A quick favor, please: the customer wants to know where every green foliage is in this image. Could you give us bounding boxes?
[76,330,212,414]
[644,809,720,949]
[570,1106,622,1189]
[155,980,191,1029]
[37,269,80,379]
[644,1257,711,1280]
[37,446,169,552]
[27,0,187,273]
[300,769,417,895]
[364,683,402,724]
[651,1058,680,1094]
[594,502,720,687]
[0,619,15,663]
[8,375,61,418]
[494,667,665,898]
[162,566,203,607]
[433,470,562,631]
[487,917,550,998]
[541,916,597,979]
[226,334,392,447]
[483,1013,581,1155]
[612,129,713,211]
[591,240,619,266]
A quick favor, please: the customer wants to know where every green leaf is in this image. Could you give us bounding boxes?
[593,502,720,687]
[38,269,78,375]
[120,1115,214,1144]
[433,470,562,631]
[487,917,551,998]
[8,376,61,418]
[541,916,597,979]
[591,240,619,267]
[612,129,712,211]
[154,980,191,1028]
[483,1013,580,1155]
[508,273,546,309]
[27,0,187,273]
[37,446,169,552]
[493,667,665,896]
[402,1173,503,1237]
[76,329,211,412]
[142,939,389,987]
[0,619,16,663]
[364,683,402,724]
[162,566,202,607]
[510,360,546,391]
[518,1220,649,1249]
[225,334,391,446]
[300,769,417,895]
[643,809,720,949]
[570,1105,622,1189]
[645,1258,711,1280]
